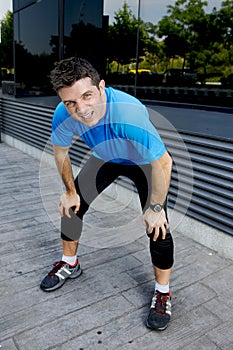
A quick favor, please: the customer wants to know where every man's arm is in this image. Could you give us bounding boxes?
[53,144,80,218]
[142,150,172,241]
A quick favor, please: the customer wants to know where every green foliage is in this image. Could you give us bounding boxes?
[157,0,208,68]
[0,10,14,76]
[107,0,233,83]
[107,3,158,72]
[107,3,138,68]
[156,0,233,77]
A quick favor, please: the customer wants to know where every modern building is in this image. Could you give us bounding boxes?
[13,0,107,96]
[0,0,232,258]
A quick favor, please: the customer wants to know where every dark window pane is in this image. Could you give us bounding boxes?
[14,0,59,96]
[63,0,105,75]
[14,0,106,96]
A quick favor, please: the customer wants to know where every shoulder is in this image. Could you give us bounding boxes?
[52,102,72,131]
[105,87,149,126]
[54,102,69,119]
[105,86,147,115]
[52,102,71,128]
[106,86,144,106]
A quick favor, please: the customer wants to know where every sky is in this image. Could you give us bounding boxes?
[104,0,223,24]
[0,0,12,21]
[0,0,223,23]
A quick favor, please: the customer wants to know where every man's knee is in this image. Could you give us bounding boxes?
[61,207,84,241]
[149,230,174,269]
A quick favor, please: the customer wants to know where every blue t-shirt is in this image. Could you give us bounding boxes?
[51,87,166,165]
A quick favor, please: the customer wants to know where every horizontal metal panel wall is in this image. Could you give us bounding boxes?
[1,97,233,236]
[0,98,90,161]
[0,97,2,142]
[160,129,233,235]
[1,98,54,149]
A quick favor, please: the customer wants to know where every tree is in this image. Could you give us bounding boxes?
[192,1,233,75]
[157,0,208,70]
[217,0,233,72]
[0,10,13,79]
[218,0,233,48]
[107,3,140,70]
[106,3,158,72]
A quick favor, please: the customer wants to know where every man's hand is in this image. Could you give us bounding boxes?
[142,208,169,241]
[59,192,80,218]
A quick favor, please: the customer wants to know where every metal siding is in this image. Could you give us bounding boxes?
[160,129,233,235]
[1,97,233,236]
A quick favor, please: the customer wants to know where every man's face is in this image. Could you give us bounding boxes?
[58,77,106,127]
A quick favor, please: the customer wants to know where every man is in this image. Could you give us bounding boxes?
[40,57,174,331]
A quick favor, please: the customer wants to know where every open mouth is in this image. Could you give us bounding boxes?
[80,111,94,121]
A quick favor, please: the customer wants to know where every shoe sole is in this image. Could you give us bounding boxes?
[40,266,82,292]
[146,319,168,331]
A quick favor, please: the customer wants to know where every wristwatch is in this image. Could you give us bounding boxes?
[149,203,163,213]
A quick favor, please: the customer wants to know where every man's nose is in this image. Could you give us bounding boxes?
[73,99,86,113]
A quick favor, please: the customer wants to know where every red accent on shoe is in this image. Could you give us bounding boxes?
[68,258,79,267]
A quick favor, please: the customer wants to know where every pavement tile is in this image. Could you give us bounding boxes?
[0,338,18,350]
[14,295,133,350]
[0,143,233,350]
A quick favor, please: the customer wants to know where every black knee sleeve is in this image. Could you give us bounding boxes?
[61,209,83,241]
[149,229,174,269]
[61,203,88,241]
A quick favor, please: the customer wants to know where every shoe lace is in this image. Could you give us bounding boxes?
[48,261,66,277]
[152,291,169,316]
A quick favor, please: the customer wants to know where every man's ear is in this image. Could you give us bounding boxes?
[99,79,105,94]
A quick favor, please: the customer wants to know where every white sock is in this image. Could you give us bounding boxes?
[62,255,77,266]
[155,282,169,294]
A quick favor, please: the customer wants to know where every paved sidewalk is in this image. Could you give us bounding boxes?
[0,142,233,350]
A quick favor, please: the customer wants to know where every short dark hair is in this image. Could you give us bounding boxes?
[50,57,101,92]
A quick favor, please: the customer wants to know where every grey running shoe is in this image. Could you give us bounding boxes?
[146,290,172,331]
[40,259,82,292]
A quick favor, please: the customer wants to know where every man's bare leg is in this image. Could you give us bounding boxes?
[153,266,172,285]
[62,239,79,256]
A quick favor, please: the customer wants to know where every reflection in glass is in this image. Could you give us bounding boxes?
[14,0,59,96]
[63,0,106,76]
[14,0,105,96]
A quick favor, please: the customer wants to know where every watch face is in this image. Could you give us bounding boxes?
[151,204,163,212]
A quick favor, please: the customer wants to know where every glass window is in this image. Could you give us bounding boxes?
[14,0,40,12]
[63,0,105,76]
[14,0,105,96]
[14,0,59,95]
[103,0,170,93]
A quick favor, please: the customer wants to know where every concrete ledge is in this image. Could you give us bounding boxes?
[2,134,45,160]
[171,211,233,261]
[2,133,232,261]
